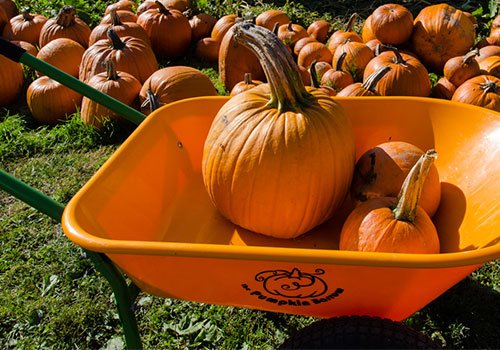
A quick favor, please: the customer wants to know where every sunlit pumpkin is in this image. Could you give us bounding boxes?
[189,13,217,42]
[255,9,289,31]
[320,52,354,92]
[369,3,413,45]
[478,55,500,78]
[202,22,355,238]
[451,75,500,111]
[332,40,374,82]
[230,72,263,96]
[443,49,480,87]
[336,66,390,97]
[326,13,362,55]
[350,141,441,217]
[104,0,135,15]
[100,10,138,25]
[9,7,47,45]
[210,13,237,42]
[297,41,333,68]
[36,38,85,77]
[309,60,336,96]
[278,22,308,48]
[39,6,91,48]
[307,19,330,43]
[340,150,440,254]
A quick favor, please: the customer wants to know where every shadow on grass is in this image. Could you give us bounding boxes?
[406,273,500,349]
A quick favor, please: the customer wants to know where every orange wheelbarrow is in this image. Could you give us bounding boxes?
[1,39,499,349]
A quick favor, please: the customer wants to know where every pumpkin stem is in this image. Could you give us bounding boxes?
[463,48,479,64]
[393,150,438,222]
[335,51,347,71]
[107,29,126,50]
[345,13,358,32]
[377,44,406,64]
[141,89,161,113]
[309,60,321,88]
[480,80,498,93]
[233,22,312,112]
[155,0,170,15]
[362,66,390,92]
[21,7,34,21]
[105,59,120,81]
[272,21,279,35]
[56,6,77,28]
[243,72,252,85]
[110,8,123,26]
[287,22,293,31]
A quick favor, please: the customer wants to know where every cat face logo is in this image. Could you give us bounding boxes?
[255,268,328,299]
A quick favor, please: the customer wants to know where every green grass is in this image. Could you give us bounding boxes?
[1,0,499,349]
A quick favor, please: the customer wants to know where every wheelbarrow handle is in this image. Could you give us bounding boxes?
[0,38,146,126]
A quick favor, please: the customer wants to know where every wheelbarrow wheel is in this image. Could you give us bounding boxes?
[280,315,440,349]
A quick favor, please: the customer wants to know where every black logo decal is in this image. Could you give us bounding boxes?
[242,267,343,307]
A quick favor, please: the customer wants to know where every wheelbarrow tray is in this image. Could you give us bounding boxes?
[62,96,500,321]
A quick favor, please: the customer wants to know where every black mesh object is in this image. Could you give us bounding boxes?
[280,316,441,349]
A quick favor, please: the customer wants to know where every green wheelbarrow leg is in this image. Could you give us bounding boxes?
[0,170,143,350]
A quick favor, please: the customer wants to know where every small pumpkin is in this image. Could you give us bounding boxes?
[195,37,219,62]
[451,75,500,111]
[326,13,362,55]
[230,72,263,96]
[137,1,191,59]
[478,55,500,78]
[0,53,23,106]
[309,60,336,96]
[202,22,355,238]
[36,38,85,77]
[26,76,83,124]
[189,13,217,42]
[443,49,480,87]
[9,7,47,45]
[277,22,307,48]
[90,8,150,45]
[39,6,91,48]
[139,66,218,114]
[340,150,440,254]
[369,3,413,45]
[307,19,330,43]
[297,41,333,69]
[362,45,431,97]
[81,59,141,129]
[350,141,441,217]
[332,40,374,82]
[432,77,456,100]
[411,4,476,72]
[311,61,332,82]
[100,10,138,25]
[79,29,158,83]
[293,36,317,57]
[255,9,289,31]
[320,51,354,92]
[336,65,390,97]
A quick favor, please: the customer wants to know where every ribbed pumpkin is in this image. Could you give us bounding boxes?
[451,75,500,111]
[307,19,330,43]
[443,49,480,87]
[277,22,308,48]
[326,13,362,55]
[89,9,150,46]
[79,29,158,84]
[138,66,217,114]
[26,76,83,124]
[332,40,374,82]
[137,1,191,59]
[9,7,47,45]
[336,66,390,96]
[255,9,289,31]
[350,141,441,217]
[369,3,413,45]
[230,72,263,96]
[293,36,317,57]
[362,46,431,97]
[340,150,440,254]
[36,38,84,77]
[100,10,138,25]
[411,4,475,72]
[81,60,141,129]
[320,52,354,92]
[297,41,333,69]
[219,26,266,92]
[39,6,91,48]
[202,22,355,239]
[0,53,23,106]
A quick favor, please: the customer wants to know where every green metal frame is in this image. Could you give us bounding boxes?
[0,41,147,349]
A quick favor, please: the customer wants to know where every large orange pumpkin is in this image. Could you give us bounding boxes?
[79,30,158,84]
[320,52,354,92]
[340,150,440,254]
[36,38,85,77]
[9,8,47,45]
[39,6,91,48]
[443,49,481,87]
[411,4,475,72]
[369,3,413,45]
[202,22,355,239]
[451,75,500,111]
[350,141,441,217]
[136,1,191,59]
